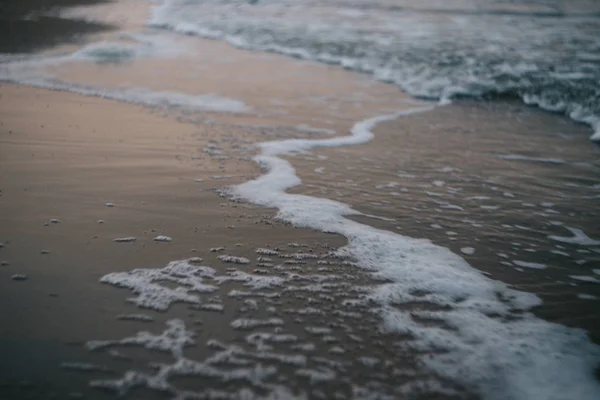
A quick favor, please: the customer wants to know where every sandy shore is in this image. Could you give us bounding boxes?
[0,83,351,398]
[2,87,599,399]
[1,0,600,399]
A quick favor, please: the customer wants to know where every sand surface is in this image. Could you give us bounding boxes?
[0,83,351,399]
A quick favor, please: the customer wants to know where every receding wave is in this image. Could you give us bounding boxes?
[149,0,600,140]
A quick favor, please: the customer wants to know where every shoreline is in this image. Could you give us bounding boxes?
[1,0,600,398]
[2,81,599,398]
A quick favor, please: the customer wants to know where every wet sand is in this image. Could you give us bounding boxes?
[0,0,114,53]
[1,0,600,399]
[2,88,599,399]
[0,84,350,399]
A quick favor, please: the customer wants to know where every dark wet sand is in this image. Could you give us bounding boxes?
[0,84,350,399]
[0,0,113,53]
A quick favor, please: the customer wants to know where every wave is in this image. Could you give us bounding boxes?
[149,0,600,140]
[0,34,250,114]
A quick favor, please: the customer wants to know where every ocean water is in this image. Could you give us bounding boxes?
[150,0,600,140]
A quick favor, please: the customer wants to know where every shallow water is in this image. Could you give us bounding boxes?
[150,0,600,139]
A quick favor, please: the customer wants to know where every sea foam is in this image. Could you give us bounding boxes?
[149,0,600,141]
[228,106,600,399]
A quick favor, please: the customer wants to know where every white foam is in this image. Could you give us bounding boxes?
[570,276,600,284]
[460,247,475,255]
[149,0,600,141]
[512,260,547,270]
[60,362,110,372]
[228,107,600,399]
[217,255,250,265]
[100,260,217,310]
[87,319,194,358]
[114,237,137,243]
[255,248,279,256]
[438,167,459,173]
[295,124,336,135]
[496,154,566,165]
[153,235,172,242]
[87,322,316,398]
[214,270,285,289]
[549,227,600,247]
[296,367,336,383]
[230,318,284,330]
[376,182,399,189]
[292,343,316,352]
[246,332,298,349]
[198,303,224,312]
[304,326,332,335]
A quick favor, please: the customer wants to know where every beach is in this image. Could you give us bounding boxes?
[1,1,600,399]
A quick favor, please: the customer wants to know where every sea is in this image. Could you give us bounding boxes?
[148,0,600,140]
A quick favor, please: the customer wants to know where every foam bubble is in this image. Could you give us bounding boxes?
[113,237,137,243]
[497,154,566,165]
[294,124,335,135]
[99,260,217,310]
[217,255,251,265]
[230,318,284,330]
[549,227,600,247]
[153,235,172,242]
[460,247,475,255]
[87,319,194,358]
[570,276,600,284]
[512,260,547,270]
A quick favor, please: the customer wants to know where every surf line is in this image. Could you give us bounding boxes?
[230,106,600,400]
